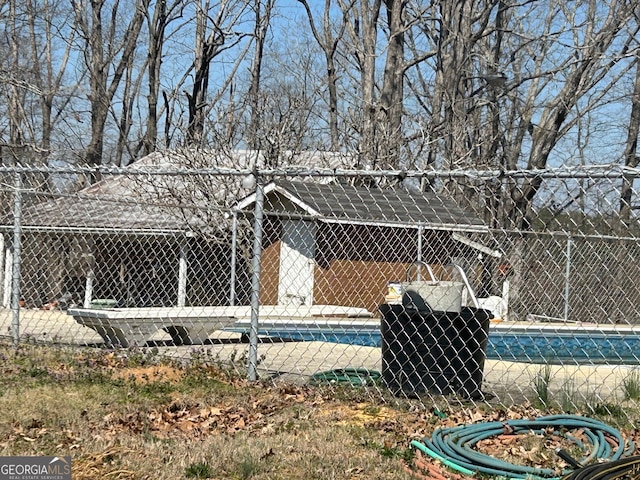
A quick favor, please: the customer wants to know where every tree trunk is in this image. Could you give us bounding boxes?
[186,1,210,146]
[299,0,347,151]
[619,56,640,228]
[142,0,167,156]
[7,0,24,165]
[73,0,147,169]
[247,0,274,150]
[378,0,405,169]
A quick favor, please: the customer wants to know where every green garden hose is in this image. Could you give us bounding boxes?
[412,414,635,480]
[308,368,381,386]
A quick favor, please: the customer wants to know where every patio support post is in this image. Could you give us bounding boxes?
[83,237,95,308]
[83,258,94,308]
[502,279,510,322]
[416,226,423,280]
[177,240,188,307]
[248,175,264,382]
[229,211,238,306]
[11,172,23,344]
[564,236,572,322]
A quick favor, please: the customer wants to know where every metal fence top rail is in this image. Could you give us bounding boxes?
[1,164,640,179]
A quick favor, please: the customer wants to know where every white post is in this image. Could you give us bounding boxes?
[416,226,423,281]
[177,241,188,307]
[83,237,95,308]
[229,211,238,306]
[564,236,572,322]
[3,246,12,309]
[501,279,510,322]
[83,254,95,308]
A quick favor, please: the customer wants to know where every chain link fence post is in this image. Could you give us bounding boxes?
[248,174,264,381]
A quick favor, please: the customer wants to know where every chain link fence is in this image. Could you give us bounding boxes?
[2,157,640,421]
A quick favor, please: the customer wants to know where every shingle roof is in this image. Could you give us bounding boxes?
[4,151,485,233]
[16,189,188,233]
[8,156,192,233]
[2,150,358,234]
[235,180,486,231]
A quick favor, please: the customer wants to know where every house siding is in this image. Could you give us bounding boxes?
[257,221,462,313]
[258,219,282,305]
[313,224,456,313]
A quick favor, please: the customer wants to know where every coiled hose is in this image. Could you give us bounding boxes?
[412,414,636,480]
[561,455,640,480]
[308,368,381,386]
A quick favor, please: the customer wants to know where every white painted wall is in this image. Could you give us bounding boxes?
[278,220,316,306]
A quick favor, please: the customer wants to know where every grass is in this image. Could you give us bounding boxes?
[532,364,552,408]
[0,342,418,480]
[622,368,640,401]
[529,372,632,427]
[185,461,214,478]
[2,341,640,479]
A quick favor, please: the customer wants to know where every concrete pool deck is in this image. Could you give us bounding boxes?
[0,307,638,403]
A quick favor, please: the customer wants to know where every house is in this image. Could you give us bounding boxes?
[0,150,356,309]
[233,180,489,313]
[0,155,208,309]
[1,150,493,313]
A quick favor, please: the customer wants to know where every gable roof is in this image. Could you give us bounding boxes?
[13,188,189,235]
[2,150,356,235]
[234,180,486,232]
[5,153,193,234]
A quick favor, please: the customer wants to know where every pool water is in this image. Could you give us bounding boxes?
[226,324,640,365]
[488,331,640,364]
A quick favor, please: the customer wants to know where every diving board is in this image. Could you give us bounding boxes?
[67,305,372,348]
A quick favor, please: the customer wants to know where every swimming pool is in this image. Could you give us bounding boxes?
[227,320,640,365]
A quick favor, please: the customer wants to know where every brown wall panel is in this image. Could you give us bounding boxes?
[314,259,412,313]
[259,239,281,305]
[259,220,459,311]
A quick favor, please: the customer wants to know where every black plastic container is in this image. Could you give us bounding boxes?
[380,294,492,399]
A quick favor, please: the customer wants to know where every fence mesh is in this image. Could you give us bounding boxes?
[2,160,640,421]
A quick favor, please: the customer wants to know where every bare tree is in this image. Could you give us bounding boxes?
[26,0,77,159]
[112,61,144,166]
[245,0,274,150]
[339,0,381,168]
[250,80,316,165]
[3,0,29,165]
[423,0,503,171]
[140,0,186,156]
[185,0,250,146]
[404,0,637,228]
[620,55,640,228]
[240,24,331,159]
[298,0,352,151]
[503,0,638,229]
[377,0,436,169]
[333,0,436,170]
[71,0,148,167]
